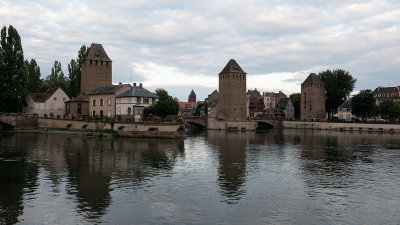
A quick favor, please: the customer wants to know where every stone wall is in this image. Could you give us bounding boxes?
[207,118,257,130]
[283,121,400,133]
[81,59,112,95]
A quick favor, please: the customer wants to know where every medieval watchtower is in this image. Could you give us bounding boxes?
[81,43,112,95]
[300,73,326,121]
[216,59,247,121]
[188,90,196,103]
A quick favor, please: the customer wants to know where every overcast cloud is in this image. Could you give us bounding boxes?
[1,0,399,100]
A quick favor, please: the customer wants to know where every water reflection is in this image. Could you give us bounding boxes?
[0,134,39,224]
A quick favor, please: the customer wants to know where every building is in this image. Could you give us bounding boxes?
[23,87,70,118]
[188,90,196,103]
[88,83,131,118]
[216,59,247,121]
[300,73,326,121]
[276,98,294,120]
[373,86,400,105]
[205,90,219,118]
[262,91,287,110]
[64,94,89,119]
[247,89,265,118]
[81,43,112,95]
[337,98,353,121]
[115,83,159,120]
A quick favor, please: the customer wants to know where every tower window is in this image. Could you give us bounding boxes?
[90,60,92,64]
[101,61,103,65]
[96,60,98,65]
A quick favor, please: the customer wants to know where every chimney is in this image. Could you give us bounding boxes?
[119,82,122,86]
[133,83,136,87]
[139,83,142,87]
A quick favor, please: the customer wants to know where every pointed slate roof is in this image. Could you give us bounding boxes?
[302,73,324,85]
[219,59,246,74]
[116,86,159,98]
[84,43,112,62]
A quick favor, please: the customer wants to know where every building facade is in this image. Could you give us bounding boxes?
[64,94,89,119]
[276,98,294,120]
[23,87,70,118]
[216,59,247,121]
[81,43,112,95]
[115,83,159,120]
[373,86,400,105]
[338,98,353,121]
[300,73,326,121]
[88,83,131,118]
[247,89,265,118]
[262,91,287,109]
[205,90,219,118]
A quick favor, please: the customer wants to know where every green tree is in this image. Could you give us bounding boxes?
[24,59,42,93]
[68,45,88,97]
[377,100,398,122]
[318,69,356,119]
[146,88,179,118]
[0,25,26,112]
[43,60,69,91]
[289,93,301,119]
[351,89,375,122]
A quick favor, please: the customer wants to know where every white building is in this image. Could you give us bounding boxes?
[115,83,159,120]
[23,87,70,118]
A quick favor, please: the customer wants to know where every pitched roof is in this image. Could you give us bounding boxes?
[372,86,399,94]
[219,59,246,74]
[338,98,352,109]
[302,73,324,85]
[116,86,159,98]
[65,94,89,103]
[84,43,112,62]
[178,102,196,109]
[29,87,60,103]
[89,84,129,95]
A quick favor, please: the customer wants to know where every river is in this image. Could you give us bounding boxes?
[0,129,399,224]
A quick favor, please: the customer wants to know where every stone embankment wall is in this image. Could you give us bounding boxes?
[38,118,185,138]
[0,113,38,129]
[207,118,258,130]
[283,121,400,133]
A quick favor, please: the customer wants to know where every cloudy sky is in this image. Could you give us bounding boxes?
[1,0,399,101]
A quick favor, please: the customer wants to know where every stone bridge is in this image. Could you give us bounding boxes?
[185,117,208,128]
[0,113,38,130]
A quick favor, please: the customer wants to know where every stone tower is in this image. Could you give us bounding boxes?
[188,90,196,103]
[81,43,112,95]
[301,73,326,121]
[216,59,247,121]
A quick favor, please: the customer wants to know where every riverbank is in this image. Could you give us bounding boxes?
[283,121,400,133]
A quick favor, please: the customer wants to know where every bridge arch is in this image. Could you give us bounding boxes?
[0,121,14,130]
[257,121,274,130]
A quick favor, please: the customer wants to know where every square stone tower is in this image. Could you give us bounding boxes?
[216,59,247,121]
[81,43,112,95]
[300,73,326,121]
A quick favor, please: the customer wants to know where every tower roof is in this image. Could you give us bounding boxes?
[84,43,112,62]
[189,89,196,96]
[219,59,246,74]
[302,73,324,85]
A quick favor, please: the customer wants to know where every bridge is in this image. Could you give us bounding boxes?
[185,117,278,130]
[0,113,38,130]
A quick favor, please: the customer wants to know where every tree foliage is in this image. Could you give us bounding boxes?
[351,89,375,121]
[42,60,68,92]
[377,100,400,121]
[146,88,179,118]
[68,45,88,97]
[289,93,301,119]
[24,59,41,93]
[0,25,26,112]
[318,69,356,119]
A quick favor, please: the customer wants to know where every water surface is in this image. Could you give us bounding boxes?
[1,130,400,224]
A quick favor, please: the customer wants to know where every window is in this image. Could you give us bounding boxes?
[128,97,132,103]
[92,99,96,106]
[78,103,82,114]
[100,99,104,106]
[107,111,111,117]
[117,107,121,115]
[108,98,111,106]
[128,107,132,115]
[63,97,66,101]
[101,61,103,65]
[50,104,54,110]
[100,110,103,117]
[92,110,96,117]
[54,97,57,101]
[144,99,149,104]
[116,98,121,104]
[35,104,40,110]
[90,60,92,64]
